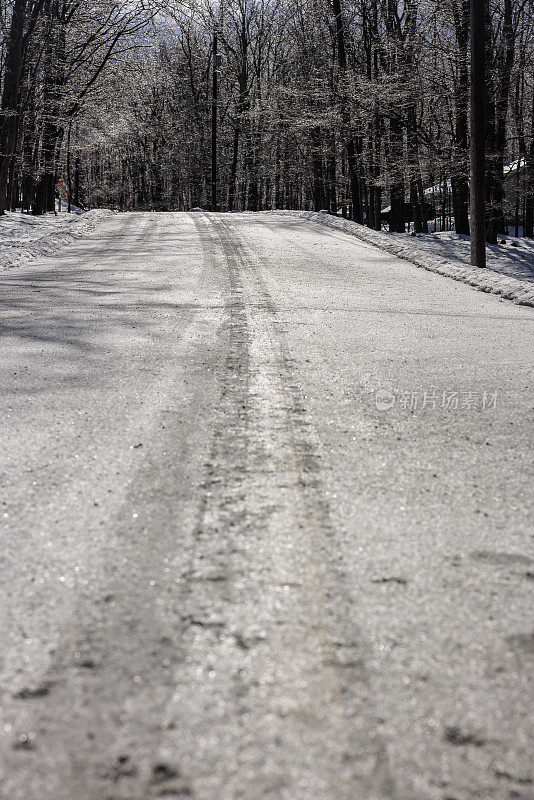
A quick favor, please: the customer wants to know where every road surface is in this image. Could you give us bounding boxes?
[1,212,533,800]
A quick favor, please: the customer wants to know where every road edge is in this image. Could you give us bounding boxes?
[270,210,534,308]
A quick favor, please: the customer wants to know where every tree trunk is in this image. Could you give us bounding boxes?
[525,92,534,237]
[332,0,363,223]
[407,105,428,233]
[33,121,63,215]
[311,127,326,211]
[389,114,405,232]
[33,9,66,215]
[471,0,487,265]
[229,126,240,210]
[0,0,28,215]
[484,0,514,243]
[451,0,470,235]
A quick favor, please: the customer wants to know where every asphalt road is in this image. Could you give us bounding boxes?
[1,211,533,800]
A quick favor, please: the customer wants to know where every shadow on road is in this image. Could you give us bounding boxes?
[0,244,181,395]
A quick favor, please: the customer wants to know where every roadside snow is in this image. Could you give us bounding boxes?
[273,211,534,308]
[0,209,113,271]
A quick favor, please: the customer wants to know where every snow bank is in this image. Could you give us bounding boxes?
[0,209,113,272]
[273,211,534,308]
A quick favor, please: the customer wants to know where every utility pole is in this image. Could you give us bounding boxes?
[470,0,486,267]
[211,31,219,213]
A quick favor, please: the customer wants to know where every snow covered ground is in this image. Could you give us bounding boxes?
[0,208,112,271]
[376,226,534,283]
[273,211,534,308]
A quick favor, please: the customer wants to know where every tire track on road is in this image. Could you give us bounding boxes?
[170,214,399,800]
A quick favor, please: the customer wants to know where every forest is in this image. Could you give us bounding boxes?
[1,0,533,242]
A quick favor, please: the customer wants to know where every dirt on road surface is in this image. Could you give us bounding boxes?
[1,212,533,800]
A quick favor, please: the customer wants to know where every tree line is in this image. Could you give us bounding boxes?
[0,0,154,216]
[1,0,533,241]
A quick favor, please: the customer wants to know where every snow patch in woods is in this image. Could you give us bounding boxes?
[273,211,534,308]
[0,209,113,271]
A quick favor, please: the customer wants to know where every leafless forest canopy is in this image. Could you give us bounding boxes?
[1,0,533,240]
